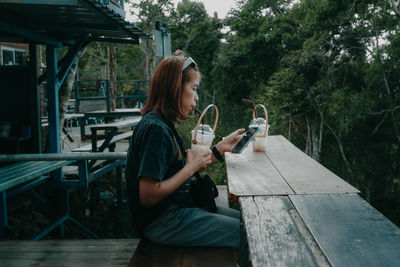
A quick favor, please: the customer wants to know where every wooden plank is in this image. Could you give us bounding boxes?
[90,117,141,131]
[290,194,400,267]
[72,131,132,152]
[0,239,139,267]
[0,239,140,252]
[181,246,236,267]
[79,99,107,113]
[128,239,183,267]
[240,196,330,267]
[215,185,229,208]
[0,258,130,267]
[85,108,141,115]
[265,135,359,194]
[129,239,236,267]
[0,251,131,259]
[225,146,294,198]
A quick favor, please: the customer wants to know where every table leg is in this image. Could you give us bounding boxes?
[116,165,123,216]
[80,119,86,140]
[0,191,7,238]
[240,220,249,267]
[91,129,98,152]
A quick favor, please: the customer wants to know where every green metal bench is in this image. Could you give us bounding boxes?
[0,160,78,239]
[0,152,127,240]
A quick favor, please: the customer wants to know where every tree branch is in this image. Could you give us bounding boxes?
[367,105,400,115]
[372,111,389,134]
[324,121,354,177]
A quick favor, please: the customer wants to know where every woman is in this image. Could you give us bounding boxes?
[125,56,244,248]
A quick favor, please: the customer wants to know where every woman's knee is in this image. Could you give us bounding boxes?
[216,205,241,219]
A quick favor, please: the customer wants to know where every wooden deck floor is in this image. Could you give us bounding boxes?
[0,239,139,266]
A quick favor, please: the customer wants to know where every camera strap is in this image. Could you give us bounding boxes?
[165,120,202,180]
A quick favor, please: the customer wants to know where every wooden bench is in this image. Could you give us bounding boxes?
[128,185,237,267]
[0,238,141,266]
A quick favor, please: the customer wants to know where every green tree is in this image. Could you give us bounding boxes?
[127,0,175,79]
[169,0,223,109]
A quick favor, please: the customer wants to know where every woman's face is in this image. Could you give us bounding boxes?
[181,72,200,114]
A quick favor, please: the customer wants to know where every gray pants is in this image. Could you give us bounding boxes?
[144,205,241,248]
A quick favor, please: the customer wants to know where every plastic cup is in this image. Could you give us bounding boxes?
[191,124,214,151]
[251,124,269,152]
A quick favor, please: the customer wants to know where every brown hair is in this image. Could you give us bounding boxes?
[141,56,200,122]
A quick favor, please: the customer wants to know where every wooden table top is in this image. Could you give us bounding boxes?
[90,117,141,131]
[225,135,359,198]
[83,108,141,118]
[226,135,400,267]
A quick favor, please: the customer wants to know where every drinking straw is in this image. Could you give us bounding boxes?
[242,99,258,119]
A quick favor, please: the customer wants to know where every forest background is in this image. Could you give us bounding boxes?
[75,0,400,227]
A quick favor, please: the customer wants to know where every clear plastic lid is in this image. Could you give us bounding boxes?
[249,118,267,136]
[191,124,215,143]
[250,118,266,126]
[193,124,214,135]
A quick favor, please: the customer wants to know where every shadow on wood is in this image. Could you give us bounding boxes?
[128,239,236,267]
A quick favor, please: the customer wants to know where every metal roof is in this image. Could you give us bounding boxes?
[0,0,151,46]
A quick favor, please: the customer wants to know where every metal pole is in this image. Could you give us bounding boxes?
[46,45,60,154]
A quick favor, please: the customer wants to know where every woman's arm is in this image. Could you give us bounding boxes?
[139,149,211,207]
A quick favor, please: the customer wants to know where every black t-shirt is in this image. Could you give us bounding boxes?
[125,111,194,235]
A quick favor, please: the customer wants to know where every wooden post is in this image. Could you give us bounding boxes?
[108,43,117,111]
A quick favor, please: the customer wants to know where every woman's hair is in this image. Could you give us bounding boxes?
[141,56,200,122]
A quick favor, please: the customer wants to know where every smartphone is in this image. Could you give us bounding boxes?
[231,127,260,154]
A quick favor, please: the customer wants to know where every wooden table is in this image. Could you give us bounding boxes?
[89,117,141,153]
[226,135,400,267]
[79,108,141,138]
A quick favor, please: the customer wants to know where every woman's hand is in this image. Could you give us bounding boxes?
[185,149,212,174]
[216,129,245,154]
[139,149,211,208]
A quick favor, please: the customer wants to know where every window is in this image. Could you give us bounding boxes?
[1,46,27,66]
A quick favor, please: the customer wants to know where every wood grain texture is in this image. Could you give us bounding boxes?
[225,146,294,197]
[0,239,139,267]
[128,239,235,267]
[215,185,229,208]
[180,246,236,267]
[240,196,329,267]
[290,194,400,267]
[265,135,359,194]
